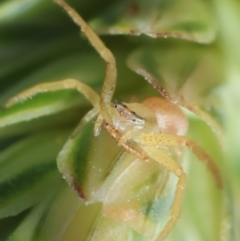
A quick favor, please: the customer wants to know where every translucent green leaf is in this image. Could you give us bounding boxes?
[0,130,70,218]
[92,0,217,43]
[8,183,144,241]
[27,113,231,241]
[57,114,180,239]
[57,117,122,202]
[76,215,146,241]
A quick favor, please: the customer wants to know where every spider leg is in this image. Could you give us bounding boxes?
[5,78,100,110]
[143,146,186,241]
[104,122,147,160]
[117,130,138,146]
[139,133,223,188]
[54,0,117,136]
[136,70,223,144]
[104,122,170,199]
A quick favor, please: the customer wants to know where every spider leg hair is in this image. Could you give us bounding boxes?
[6,79,100,110]
[54,0,117,136]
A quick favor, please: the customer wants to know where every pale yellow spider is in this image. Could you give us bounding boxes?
[5,0,223,240]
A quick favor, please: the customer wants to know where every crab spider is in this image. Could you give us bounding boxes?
[5,0,223,240]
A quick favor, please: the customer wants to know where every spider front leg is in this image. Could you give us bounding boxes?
[143,146,187,241]
[54,0,117,136]
[138,133,223,188]
[117,129,143,146]
[104,122,148,160]
[5,78,100,110]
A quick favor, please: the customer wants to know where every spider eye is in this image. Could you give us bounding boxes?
[132,119,136,122]
[114,104,117,108]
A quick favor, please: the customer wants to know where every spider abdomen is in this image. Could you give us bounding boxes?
[142,97,188,136]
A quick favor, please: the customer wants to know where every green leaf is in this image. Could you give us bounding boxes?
[0,210,28,241]
[57,117,122,202]
[91,0,217,43]
[0,0,45,23]
[0,130,70,218]
[13,184,81,241]
[128,41,224,107]
[77,215,146,241]
[0,50,107,137]
[0,90,84,129]
[8,183,145,241]
[0,51,105,103]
